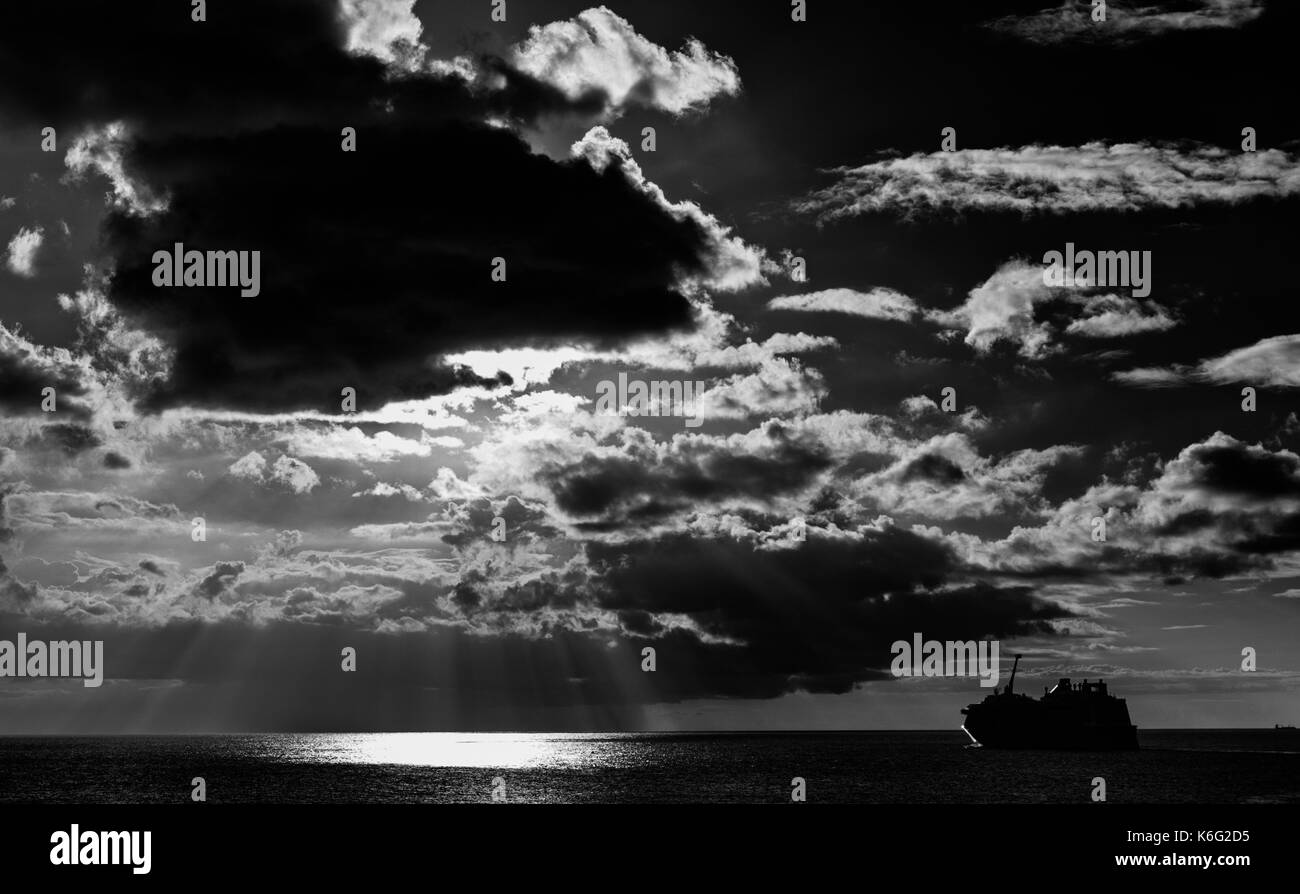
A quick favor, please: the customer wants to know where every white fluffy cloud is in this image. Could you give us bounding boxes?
[56,278,174,391]
[1197,334,1300,386]
[797,143,1300,220]
[228,451,320,493]
[352,482,425,502]
[338,0,423,63]
[63,122,167,216]
[1063,294,1178,338]
[228,451,269,481]
[512,6,740,116]
[269,456,321,494]
[930,260,1179,359]
[928,260,1055,359]
[767,287,919,321]
[275,426,436,462]
[5,225,43,277]
[1116,334,1300,388]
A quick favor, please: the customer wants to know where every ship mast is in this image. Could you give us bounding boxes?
[1006,654,1021,695]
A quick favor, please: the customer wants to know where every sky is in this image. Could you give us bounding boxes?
[0,0,1298,732]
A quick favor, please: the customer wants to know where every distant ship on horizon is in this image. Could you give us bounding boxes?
[960,655,1140,750]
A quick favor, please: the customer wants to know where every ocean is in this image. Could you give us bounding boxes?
[2,730,1297,804]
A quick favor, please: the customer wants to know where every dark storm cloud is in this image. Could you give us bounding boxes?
[440,496,558,548]
[0,569,38,609]
[544,434,832,521]
[900,453,967,485]
[102,450,132,469]
[1135,546,1257,585]
[0,484,17,544]
[104,118,708,412]
[1237,512,1300,555]
[1189,443,1300,498]
[584,528,1072,698]
[1148,435,1300,563]
[0,328,95,420]
[0,1,596,135]
[196,561,245,600]
[0,0,728,412]
[40,423,103,454]
[1153,508,1217,537]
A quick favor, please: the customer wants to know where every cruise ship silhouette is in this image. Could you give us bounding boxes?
[961,655,1139,750]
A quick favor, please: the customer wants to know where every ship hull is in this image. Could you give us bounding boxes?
[961,693,1139,750]
[961,719,1139,750]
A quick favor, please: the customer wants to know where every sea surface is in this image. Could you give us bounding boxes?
[1,730,1297,804]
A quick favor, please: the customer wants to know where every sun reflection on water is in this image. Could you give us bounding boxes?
[278,733,612,769]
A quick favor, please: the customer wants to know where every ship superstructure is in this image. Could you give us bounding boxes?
[960,655,1139,750]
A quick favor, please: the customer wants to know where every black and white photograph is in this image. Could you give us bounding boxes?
[0,0,1295,878]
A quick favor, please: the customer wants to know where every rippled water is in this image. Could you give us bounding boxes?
[1,730,1297,803]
